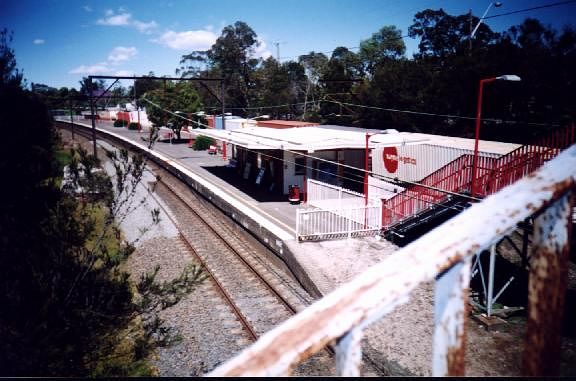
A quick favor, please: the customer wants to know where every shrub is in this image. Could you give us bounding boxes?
[192,135,214,151]
[113,119,128,127]
[128,122,140,130]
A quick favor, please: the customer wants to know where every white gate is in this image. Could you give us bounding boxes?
[299,179,382,240]
[296,204,382,241]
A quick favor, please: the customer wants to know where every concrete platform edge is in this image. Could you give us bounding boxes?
[56,121,324,299]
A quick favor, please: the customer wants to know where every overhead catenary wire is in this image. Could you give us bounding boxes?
[141,96,483,207]
[484,0,576,19]
[322,99,561,128]
[278,1,576,62]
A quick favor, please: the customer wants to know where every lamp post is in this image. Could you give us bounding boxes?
[471,74,521,198]
[471,1,502,39]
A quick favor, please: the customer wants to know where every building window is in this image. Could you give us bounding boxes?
[294,156,306,175]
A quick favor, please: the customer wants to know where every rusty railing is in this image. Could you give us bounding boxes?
[208,145,576,377]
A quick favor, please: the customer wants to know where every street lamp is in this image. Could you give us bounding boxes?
[471,1,502,39]
[471,74,521,197]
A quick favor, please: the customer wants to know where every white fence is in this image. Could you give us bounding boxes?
[209,145,576,377]
[307,179,376,209]
[299,179,382,240]
[296,204,382,241]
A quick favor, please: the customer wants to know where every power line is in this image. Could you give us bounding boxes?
[141,95,481,204]
[322,99,561,127]
[484,0,576,19]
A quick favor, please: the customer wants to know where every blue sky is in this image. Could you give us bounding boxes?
[2,0,575,90]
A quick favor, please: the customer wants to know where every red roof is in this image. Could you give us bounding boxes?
[256,120,320,129]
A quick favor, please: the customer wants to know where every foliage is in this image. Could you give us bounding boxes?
[0,34,205,375]
[144,81,202,139]
[129,71,163,101]
[79,76,105,97]
[179,21,260,115]
[128,122,141,130]
[0,28,23,88]
[192,135,215,151]
[114,118,129,127]
[359,25,406,76]
[175,14,574,136]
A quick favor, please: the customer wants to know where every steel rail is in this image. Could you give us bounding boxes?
[145,185,260,342]
[155,176,300,316]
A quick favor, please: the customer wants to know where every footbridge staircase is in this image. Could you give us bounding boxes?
[382,124,576,234]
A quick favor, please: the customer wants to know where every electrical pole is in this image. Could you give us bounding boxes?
[469,9,473,53]
[89,77,97,158]
[221,79,226,131]
[69,95,75,141]
[274,41,280,63]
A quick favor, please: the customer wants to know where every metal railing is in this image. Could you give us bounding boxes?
[208,145,576,377]
[382,124,576,229]
[296,204,382,241]
[299,179,382,240]
[307,178,377,209]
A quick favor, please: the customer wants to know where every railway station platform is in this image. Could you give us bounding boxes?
[56,118,400,298]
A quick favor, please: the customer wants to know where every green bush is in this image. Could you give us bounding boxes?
[113,119,128,127]
[128,122,140,130]
[192,135,214,151]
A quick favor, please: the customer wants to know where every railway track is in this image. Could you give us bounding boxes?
[57,124,334,374]
[55,122,390,376]
[145,164,336,375]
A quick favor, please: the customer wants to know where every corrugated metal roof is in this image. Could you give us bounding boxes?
[256,120,320,128]
[192,125,520,155]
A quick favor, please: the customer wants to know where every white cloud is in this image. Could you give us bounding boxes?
[69,64,110,75]
[254,38,272,59]
[115,70,134,76]
[33,39,45,45]
[108,46,138,64]
[153,29,217,50]
[133,20,158,34]
[96,9,157,34]
[97,12,132,26]
[83,5,92,12]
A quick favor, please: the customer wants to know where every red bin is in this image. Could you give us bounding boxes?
[288,185,300,204]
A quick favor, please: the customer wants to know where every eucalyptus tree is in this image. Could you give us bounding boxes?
[298,52,329,120]
[179,21,261,116]
[319,47,364,125]
[358,25,406,76]
[144,81,202,139]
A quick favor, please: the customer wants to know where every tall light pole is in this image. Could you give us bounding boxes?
[471,74,521,197]
[471,1,502,40]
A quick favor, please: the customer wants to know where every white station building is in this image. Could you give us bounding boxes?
[191,124,520,198]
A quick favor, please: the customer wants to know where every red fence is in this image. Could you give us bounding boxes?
[382,123,576,229]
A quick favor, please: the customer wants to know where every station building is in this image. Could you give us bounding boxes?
[192,124,520,199]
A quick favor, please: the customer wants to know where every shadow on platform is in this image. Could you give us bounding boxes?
[202,165,286,203]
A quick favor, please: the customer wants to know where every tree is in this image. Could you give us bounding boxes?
[0,32,205,376]
[408,8,498,60]
[79,76,106,97]
[129,71,163,101]
[252,58,307,119]
[359,25,406,76]
[179,21,261,115]
[319,47,363,124]
[0,28,23,88]
[144,81,202,139]
[298,52,329,121]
